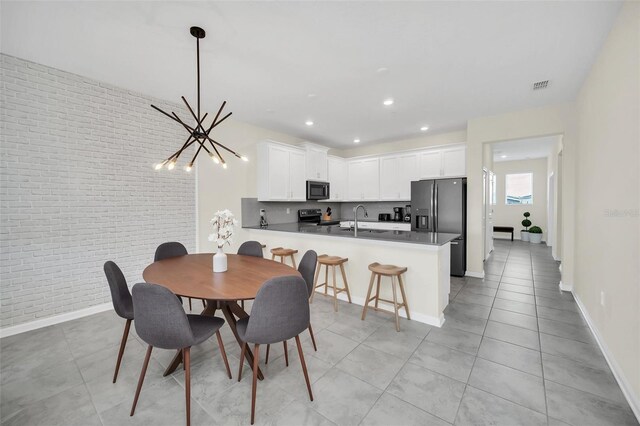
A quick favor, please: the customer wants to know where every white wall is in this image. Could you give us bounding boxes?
[0,54,195,328]
[492,158,548,240]
[574,1,639,408]
[465,103,577,284]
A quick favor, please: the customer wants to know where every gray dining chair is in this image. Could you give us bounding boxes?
[237,241,264,310]
[237,241,264,258]
[236,276,313,425]
[130,283,232,426]
[265,250,318,364]
[103,261,134,384]
[154,241,204,310]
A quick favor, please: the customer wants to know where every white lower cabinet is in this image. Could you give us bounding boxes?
[339,221,411,231]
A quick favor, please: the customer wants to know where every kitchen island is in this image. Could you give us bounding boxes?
[244,223,459,326]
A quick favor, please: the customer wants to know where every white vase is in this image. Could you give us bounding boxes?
[529,233,543,244]
[520,231,530,242]
[213,247,228,272]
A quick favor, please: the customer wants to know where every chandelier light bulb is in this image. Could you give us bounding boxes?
[212,155,220,164]
[154,163,163,170]
[222,163,228,169]
[185,163,193,172]
[167,161,176,170]
[241,156,249,162]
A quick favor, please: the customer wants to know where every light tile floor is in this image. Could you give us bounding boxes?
[1,240,638,425]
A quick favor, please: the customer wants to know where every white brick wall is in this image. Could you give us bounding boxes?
[0,54,195,327]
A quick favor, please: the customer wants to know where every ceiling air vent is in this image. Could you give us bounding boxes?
[532,80,550,90]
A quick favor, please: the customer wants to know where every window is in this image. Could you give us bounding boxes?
[505,173,533,205]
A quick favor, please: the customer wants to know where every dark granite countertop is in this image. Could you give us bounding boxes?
[243,223,459,246]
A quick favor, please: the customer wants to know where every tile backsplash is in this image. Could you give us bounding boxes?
[241,198,411,226]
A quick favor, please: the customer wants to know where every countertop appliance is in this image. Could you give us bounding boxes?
[306,181,330,200]
[378,213,392,221]
[393,207,404,222]
[404,205,411,222]
[411,178,467,276]
[298,208,340,226]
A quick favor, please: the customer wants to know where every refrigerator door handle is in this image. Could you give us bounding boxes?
[434,182,438,233]
[430,183,435,231]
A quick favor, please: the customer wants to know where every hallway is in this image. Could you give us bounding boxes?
[444,239,638,424]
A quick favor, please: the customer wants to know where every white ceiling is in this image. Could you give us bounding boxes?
[1,1,621,148]
[492,136,558,162]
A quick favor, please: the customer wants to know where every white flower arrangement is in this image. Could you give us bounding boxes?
[208,209,238,248]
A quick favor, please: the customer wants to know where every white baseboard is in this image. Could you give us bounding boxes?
[573,293,640,421]
[559,281,573,292]
[0,303,113,339]
[313,290,445,327]
[465,270,485,279]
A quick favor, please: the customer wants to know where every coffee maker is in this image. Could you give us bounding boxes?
[393,207,404,222]
[404,205,411,222]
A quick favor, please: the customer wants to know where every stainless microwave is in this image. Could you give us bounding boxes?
[306,181,330,200]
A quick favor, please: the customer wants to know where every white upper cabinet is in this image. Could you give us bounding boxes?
[380,153,419,200]
[442,146,466,177]
[289,149,307,200]
[257,141,307,201]
[302,142,328,181]
[418,146,466,179]
[327,156,347,201]
[257,140,466,203]
[419,150,443,179]
[347,158,379,201]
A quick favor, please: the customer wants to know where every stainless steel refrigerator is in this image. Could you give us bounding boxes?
[411,178,467,276]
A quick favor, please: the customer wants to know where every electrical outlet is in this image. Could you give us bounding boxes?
[600,291,605,307]
[286,208,290,214]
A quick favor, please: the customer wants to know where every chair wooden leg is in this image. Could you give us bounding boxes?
[251,344,260,425]
[283,340,289,367]
[216,331,232,379]
[280,256,284,264]
[113,318,131,383]
[184,347,191,426]
[308,324,318,351]
[294,335,313,401]
[398,274,411,320]
[290,254,297,269]
[265,344,270,364]
[238,342,246,382]
[374,275,381,309]
[310,264,321,303]
[332,265,338,312]
[271,253,276,261]
[241,300,245,310]
[391,276,400,332]
[339,264,352,303]
[130,345,153,416]
[361,273,376,321]
[324,265,329,295]
[202,299,206,308]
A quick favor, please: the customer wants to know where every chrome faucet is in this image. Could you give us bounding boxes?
[353,204,368,237]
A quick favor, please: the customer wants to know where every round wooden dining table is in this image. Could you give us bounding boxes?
[143,253,301,379]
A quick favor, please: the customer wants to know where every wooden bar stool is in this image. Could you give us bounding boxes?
[310,255,352,311]
[361,262,410,331]
[270,247,298,268]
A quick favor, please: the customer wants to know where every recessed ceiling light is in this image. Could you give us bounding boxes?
[305,120,314,126]
[308,93,317,98]
[354,138,361,143]
[383,98,394,106]
[420,126,429,131]
[376,67,388,73]
[501,155,507,159]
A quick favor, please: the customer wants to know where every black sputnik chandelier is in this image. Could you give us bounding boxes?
[152,26,247,172]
